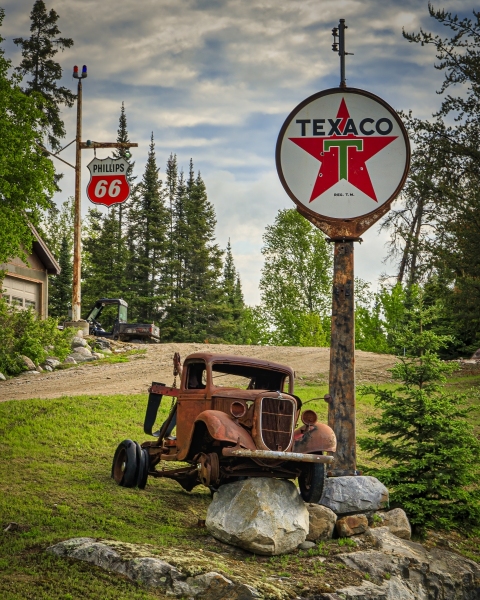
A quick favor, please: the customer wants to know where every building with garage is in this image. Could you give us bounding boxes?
[0,226,60,318]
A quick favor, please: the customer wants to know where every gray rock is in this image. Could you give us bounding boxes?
[63,356,77,365]
[94,338,111,350]
[298,541,316,550]
[45,357,61,369]
[72,346,92,357]
[47,538,261,598]
[70,352,95,363]
[206,478,309,555]
[306,503,337,541]
[92,352,104,360]
[0,372,5,381]
[382,508,411,540]
[36,365,44,372]
[71,336,87,349]
[41,364,53,372]
[320,476,389,515]
[21,355,36,371]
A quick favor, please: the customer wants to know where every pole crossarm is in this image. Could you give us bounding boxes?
[35,142,75,170]
[79,142,139,149]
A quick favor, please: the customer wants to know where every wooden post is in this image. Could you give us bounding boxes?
[328,240,358,476]
[72,77,83,322]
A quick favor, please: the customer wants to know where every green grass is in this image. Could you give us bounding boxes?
[0,369,479,598]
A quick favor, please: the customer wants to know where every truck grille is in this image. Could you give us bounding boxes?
[260,396,295,451]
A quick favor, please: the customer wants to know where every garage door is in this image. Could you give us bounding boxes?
[2,275,42,313]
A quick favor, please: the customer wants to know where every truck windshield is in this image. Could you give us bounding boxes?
[211,363,286,391]
[119,305,127,323]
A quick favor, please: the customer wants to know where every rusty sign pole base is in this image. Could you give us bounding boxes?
[327,240,359,477]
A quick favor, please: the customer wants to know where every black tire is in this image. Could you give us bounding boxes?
[137,448,149,489]
[299,463,326,503]
[111,439,138,487]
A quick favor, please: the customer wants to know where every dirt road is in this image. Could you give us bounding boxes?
[0,343,396,402]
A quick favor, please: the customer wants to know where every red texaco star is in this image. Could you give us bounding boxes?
[289,99,397,202]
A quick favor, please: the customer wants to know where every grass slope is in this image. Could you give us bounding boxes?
[1,372,479,598]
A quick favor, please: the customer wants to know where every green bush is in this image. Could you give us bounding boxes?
[359,287,480,533]
[0,296,74,375]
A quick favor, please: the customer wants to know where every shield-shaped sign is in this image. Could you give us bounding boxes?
[86,157,131,207]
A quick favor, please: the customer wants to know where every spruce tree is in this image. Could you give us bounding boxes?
[162,161,224,341]
[48,235,72,319]
[126,134,169,322]
[219,240,245,342]
[82,208,129,313]
[112,102,136,233]
[14,0,75,152]
[359,287,480,533]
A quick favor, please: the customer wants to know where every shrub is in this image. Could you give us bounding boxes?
[0,296,74,375]
[359,287,480,533]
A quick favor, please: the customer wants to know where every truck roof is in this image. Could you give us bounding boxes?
[184,352,295,377]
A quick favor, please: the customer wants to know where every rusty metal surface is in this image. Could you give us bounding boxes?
[328,241,357,474]
[293,422,337,454]
[149,383,179,397]
[193,409,257,451]
[222,447,334,464]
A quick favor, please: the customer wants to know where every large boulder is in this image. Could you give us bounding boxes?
[44,357,61,369]
[332,527,480,599]
[320,476,389,515]
[0,372,6,381]
[306,503,337,541]
[206,478,309,555]
[47,538,261,598]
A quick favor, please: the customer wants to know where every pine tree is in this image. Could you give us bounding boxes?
[219,240,245,342]
[359,287,480,533]
[112,102,136,233]
[48,235,72,318]
[126,134,169,322]
[162,161,224,341]
[82,208,129,314]
[14,0,75,152]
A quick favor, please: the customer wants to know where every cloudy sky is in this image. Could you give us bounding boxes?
[1,0,472,304]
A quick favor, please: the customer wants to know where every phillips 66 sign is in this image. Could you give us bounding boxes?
[86,157,131,207]
[276,88,410,238]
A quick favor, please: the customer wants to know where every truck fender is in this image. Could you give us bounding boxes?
[194,410,256,451]
[293,422,337,454]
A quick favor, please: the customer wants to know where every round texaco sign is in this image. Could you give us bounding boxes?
[276,88,410,223]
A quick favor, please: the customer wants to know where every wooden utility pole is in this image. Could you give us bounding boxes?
[41,65,138,323]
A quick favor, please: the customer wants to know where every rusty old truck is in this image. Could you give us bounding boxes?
[111,352,336,502]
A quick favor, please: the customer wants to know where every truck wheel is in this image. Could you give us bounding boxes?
[137,448,149,489]
[299,463,326,503]
[111,439,138,487]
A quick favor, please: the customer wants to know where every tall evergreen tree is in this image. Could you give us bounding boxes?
[219,240,245,342]
[126,134,169,322]
[48,235,72,319]
[14,0,75,152]
[112,102,136,233]
[162,161,224,341]
[82,208,129,314]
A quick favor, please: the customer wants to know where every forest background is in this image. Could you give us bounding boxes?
[1,2,479,358]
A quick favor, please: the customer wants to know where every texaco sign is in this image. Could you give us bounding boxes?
[276,88,410,237]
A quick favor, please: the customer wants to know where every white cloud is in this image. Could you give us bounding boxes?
[2,0,473,305]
